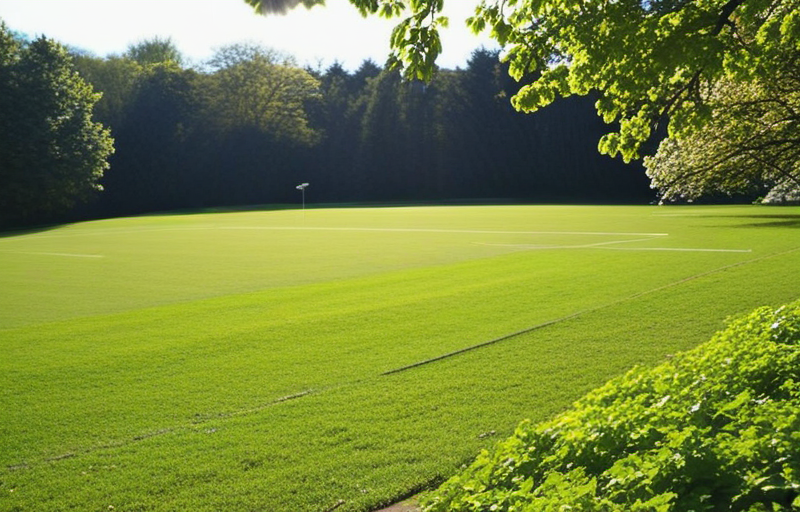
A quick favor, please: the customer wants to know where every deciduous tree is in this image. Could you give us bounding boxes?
[644,76,800,201]
[124,37,184,67]
[207,43,321,145]
[0,22,114,223]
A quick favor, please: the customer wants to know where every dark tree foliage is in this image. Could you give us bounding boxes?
[96,63,201,215]
[64,43,651,222]
[0,22,113,225]
[313,49,651,204]
[70,55,142,129]
[70,42,321,218]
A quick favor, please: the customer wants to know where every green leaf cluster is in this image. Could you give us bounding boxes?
[476,0,800,162]
[206,43,322,144]
[643,38,800,201]
[0,21,114,223]
[422,300,800,512]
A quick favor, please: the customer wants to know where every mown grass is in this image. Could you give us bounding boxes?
[0,205,798,512]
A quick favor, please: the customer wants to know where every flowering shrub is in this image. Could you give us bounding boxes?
[423,301,800,512]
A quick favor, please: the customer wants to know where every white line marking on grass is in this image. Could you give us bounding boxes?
[474,237,660,250]
[2,226,671,240]
[599,247,752,253]
[0,251,104,258]
[474,238,752,253]
[224,226,671,237]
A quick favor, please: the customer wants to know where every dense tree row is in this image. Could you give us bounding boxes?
[306,51,652,205]
[2,24,655,226]
[72,41,651,220]
[252,0,800,204]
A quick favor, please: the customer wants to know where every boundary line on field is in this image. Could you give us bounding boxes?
[223,226,671,237]
[474,240,752,253]
[380,246,800,376]
[600,247,751,253]
[473,237,659,250]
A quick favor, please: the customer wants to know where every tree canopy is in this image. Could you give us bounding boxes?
[644,74,800,201]
[246,0,800,201]
[207,43,321,144]
[124,37,185,67]
[0,22,114,224]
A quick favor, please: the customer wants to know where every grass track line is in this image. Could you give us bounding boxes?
[599,247,752,253]
[381,246,800,376]
[0,251,104,258]
[475,238,752,253]
[223,226,671,237]
[7,390,315,472]
[474,237,659,250]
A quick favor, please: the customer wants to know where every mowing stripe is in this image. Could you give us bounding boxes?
[224,226,671,237]
[6,390,313,471]
[599,246,752,253]
[380,247,800,376]
[474,241,752,253]
[0,251,104,258]
[0,226,670,240]
[11,249,795,470]
[474,237,659,250]
[651,213,706,217]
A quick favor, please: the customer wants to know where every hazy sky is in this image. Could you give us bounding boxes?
[0,0,498,70]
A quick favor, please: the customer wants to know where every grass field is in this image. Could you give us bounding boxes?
[0,204,798,512]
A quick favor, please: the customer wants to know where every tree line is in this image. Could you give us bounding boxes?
[1,25,656,226]
[253,0,800,205]
[81,40,653,219]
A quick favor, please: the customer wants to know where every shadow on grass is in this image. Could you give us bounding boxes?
[730,214,800,229]
[700,213,800,229]
[135,204,298,218]
[0,223,68,239]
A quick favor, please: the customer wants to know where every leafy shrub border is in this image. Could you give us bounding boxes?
[422,301,800,512]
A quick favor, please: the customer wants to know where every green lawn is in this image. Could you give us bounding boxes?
[0,205,798,512]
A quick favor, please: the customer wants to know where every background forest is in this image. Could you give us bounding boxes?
[2,29,657,226]
[76,41,654,218]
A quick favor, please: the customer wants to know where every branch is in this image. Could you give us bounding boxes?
[713,0,746,36]
[749,153,800,188]
[659,69,703,119]
[656,0,747,122]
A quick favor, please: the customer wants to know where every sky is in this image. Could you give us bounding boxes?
[0,0,499,71]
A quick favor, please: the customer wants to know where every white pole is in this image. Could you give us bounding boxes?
[296,183,309,220]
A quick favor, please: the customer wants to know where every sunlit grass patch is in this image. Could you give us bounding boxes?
[0,204,797,511]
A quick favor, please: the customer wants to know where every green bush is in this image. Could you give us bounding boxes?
[422,301,800,512]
